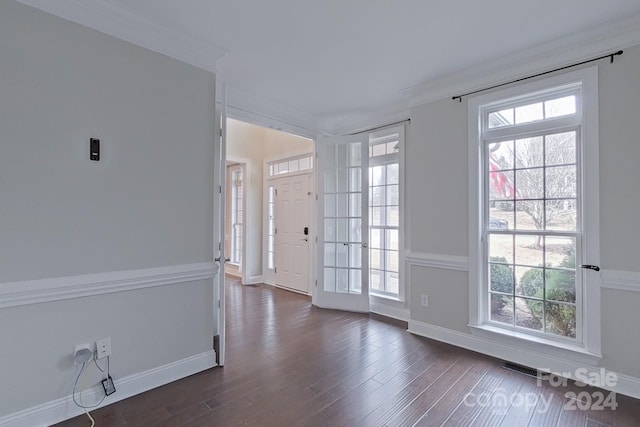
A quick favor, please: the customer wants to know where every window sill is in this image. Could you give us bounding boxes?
[468,323,602,367]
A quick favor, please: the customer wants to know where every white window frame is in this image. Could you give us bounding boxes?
[266,184,276,272]
[267,154,314,177]
[368,126,405,302]
[468,67,601,364]
[229,165,244,266]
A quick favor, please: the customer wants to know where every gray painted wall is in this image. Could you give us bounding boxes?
[0,0,215,415]
[407,44,640,378]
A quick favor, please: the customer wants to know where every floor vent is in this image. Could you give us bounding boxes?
[502,361,539,378]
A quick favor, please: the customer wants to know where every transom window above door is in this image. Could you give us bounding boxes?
[268,155,313,177]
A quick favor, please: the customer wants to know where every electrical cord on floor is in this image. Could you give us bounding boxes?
[85,409,95,427]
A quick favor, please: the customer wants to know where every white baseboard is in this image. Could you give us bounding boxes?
[225,269,242,279]
[274,284,311,296]
[0,351,217,427]
[408,320,640,399]
[370,299,410,322]
[245,275,264,285]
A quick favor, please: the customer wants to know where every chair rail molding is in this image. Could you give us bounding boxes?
[601,269,640,293]
[405,251,469,272]
[0,262,217,309]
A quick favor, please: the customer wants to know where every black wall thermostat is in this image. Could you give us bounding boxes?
[90,138,100,161]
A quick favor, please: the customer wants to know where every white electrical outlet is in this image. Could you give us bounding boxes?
[420,294,429,307]
[96,337,112,359]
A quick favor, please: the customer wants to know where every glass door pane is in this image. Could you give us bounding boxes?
[315,135,369,312]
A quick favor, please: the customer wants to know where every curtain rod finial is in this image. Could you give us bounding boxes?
[611,50,624,63]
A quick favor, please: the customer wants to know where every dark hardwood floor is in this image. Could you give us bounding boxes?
[56,278,640,426]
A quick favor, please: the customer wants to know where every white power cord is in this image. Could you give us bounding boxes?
[73,360,109,427]
[72,355,112,426]
[73,362,106,409]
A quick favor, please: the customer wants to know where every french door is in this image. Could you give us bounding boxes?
[213,97,226,365]
[315,134,369,312]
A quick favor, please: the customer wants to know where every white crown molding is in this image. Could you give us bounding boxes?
[14,1,640,139]
[327,15,640,136]
[409,15,640,106]
[0,262,217,309]
[406,251,469,272]
[408,320,640,400]
[330,105,411,136]
[0,350,216,427]
[221,84,330,139]
[14,0,227,72]
[601,269,640,293]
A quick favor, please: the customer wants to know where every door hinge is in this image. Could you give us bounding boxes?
[315,194,318,201]
[275,189,278,196]
[219,242,222,250]
[218,299,221,308]
[315,280,318,287]
[219,128,223,137]
[275,227,278,235]
[315,236,318,243]
[275,267,277,273]
[219,185,222,194]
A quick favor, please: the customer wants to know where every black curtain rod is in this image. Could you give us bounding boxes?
[348,119,410,135]
[452,50,623,102]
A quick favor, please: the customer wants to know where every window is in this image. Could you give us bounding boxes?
[369,130,402,299]
[468,67,600,358]
[267,185,276,270]
[268,155,313,177]
[230,166,243,265]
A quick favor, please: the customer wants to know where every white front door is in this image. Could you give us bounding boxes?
[274,174,312,293]
[315,134,369,312]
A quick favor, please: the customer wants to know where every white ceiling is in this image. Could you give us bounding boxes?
[15,0,640,135]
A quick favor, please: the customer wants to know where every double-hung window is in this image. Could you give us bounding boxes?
[468,67,601,359]
[369,130,402,299]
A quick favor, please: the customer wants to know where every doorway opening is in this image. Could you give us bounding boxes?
[225,118,315,294]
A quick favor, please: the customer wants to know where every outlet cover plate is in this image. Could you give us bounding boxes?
[421,294,429,307]
[96,337,112,359]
